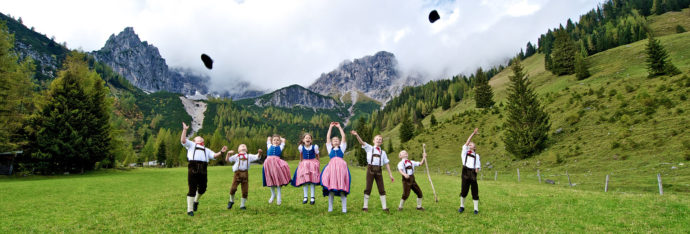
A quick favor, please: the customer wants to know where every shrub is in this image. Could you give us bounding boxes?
[611,141,621,149]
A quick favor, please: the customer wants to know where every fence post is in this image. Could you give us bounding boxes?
[537,169,541,184]
[605,174,609,192]
[566,171,572,187]
[494,171,497,181]
[517,168,520,182]
[657,173,663,195]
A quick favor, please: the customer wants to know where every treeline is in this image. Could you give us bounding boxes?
[533,0,690,77]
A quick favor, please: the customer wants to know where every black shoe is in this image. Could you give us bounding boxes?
[474,210,479,215]
[417,207,425,211]
[458,207,465,213]
[362,208,368,212]
[383,208,390,213]
[187,211,194,216]
[310,197,315,205]
[227,201,234,209]
[302,197,308,204]
[193,202,199,211]
[240,206,246,210]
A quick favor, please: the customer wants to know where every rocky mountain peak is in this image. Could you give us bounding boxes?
[309,51,419,103]
[252,84,342,109]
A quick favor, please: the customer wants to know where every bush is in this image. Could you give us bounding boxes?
[556,153,565,164]
[611,141,621,149]
[625,84,636,93]
[677,25,687,33]
[565,113,580,125]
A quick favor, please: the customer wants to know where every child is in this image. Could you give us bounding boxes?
[291,133,320,204]
[263,134,291,205]
[351,130,395,212]
[180,122,228,216]
[397,150,426,211]
[225,144,262,210]
[460,128,481,214]
[320,122,350,213]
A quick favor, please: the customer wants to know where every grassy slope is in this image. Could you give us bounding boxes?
[1,165,687,232]
[380,14,690,194]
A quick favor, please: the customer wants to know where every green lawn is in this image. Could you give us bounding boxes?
[2,163,688,232]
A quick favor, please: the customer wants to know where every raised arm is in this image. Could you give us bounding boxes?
[326,123,334,144]
[181,122,189,144]
[350,130,365,146]
[213,146,228,158]
[336,123,346,143]
[225,150,235,162]
[280,137,286,146]
[465,128,479,146]
[420,152,427,166]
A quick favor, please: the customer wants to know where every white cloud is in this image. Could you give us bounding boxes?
[1,0,601,92]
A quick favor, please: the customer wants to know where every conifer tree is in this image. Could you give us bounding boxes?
[474,68,495,108]
[0,22,34,152]
[430,114,438,126]
[575,42,591,80]
[550,29,578,75]
[646,33,681,77]
[399,114,414,144]
[156,141,167,167]
[503,59,550,159]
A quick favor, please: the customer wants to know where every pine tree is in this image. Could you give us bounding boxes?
[386,138,394,155]
[652,0,665,15]
[399,114,414,144]
[156,141,167,167]
[430,114,438,126]
[574,48,591,80]
[0,22,34,152]
[525,41,537,58]
[676,25,686,33]
[29,52,113,173]
[503,59,551,159]
[550,29,578,75]
[646,33,681,77]
[441,94,451,110]
[474,68,495,108]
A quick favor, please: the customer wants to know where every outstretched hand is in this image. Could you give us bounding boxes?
[182,122,189,130]
[350,130,358,136]
[257,149,263,155]
[390,176,395,182]
[227,150,235,155]
[221,146,228,153]
[473,128,479,134]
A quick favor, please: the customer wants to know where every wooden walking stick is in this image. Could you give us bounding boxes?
[423,144,438,202]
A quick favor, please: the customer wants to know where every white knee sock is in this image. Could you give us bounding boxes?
[363,194,369,209]
[269,187,276,203]
[230,194,235,203]
[341,196,347,213]
[380,195,387,210]
[460,197,465,208]
[310,184,315,198]
[417,198,423,208]
[328,192,334,212]
[241,198,246,208]
[194,192,202,202]
[187,196,194,212]
[303,186,308,198]
[276,187,282,205]
[399,199,405,209]
[473,200,479,211]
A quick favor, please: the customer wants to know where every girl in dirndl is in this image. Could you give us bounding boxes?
[291,133,320,204]
[320,122,351,213]
[263,134,291,205]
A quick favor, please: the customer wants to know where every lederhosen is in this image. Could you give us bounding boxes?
[401,160,423,200]
[188,145,209,197]
[460,151,479,200]
[364,146,385,196]
[230,154,250,198]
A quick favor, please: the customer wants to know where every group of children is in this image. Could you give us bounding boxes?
[180,122,482,216]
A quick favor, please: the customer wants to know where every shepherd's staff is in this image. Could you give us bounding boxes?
[423,143,438,202]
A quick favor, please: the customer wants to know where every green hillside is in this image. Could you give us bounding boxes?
[381,14,690,194]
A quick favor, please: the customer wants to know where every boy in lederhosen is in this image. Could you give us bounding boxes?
[396,150,426,211]
[459,128,481,214]
[180,122,227,216]
[351,131,395,212]
[225,144,262,210]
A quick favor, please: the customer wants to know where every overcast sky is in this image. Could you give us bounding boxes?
[2,0,602,92]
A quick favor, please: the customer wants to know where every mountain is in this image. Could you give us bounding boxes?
[309,51,420,103]
[91,27,209,95]
[244,84,342,109]
[0,12,69,82]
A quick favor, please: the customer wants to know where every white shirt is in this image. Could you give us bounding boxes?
[298,144,320,154]
[362,143,389,166]
[461,145,481,169]
[326,142,347,154]
[227,153,260,172]
[397,159,421,175]
[182,140,216,162]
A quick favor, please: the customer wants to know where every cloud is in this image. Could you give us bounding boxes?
[2,0,601,92]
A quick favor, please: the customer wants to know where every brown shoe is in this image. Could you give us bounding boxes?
[362,208,368,212]
[416,207,425,211]
[383,208,390,212]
